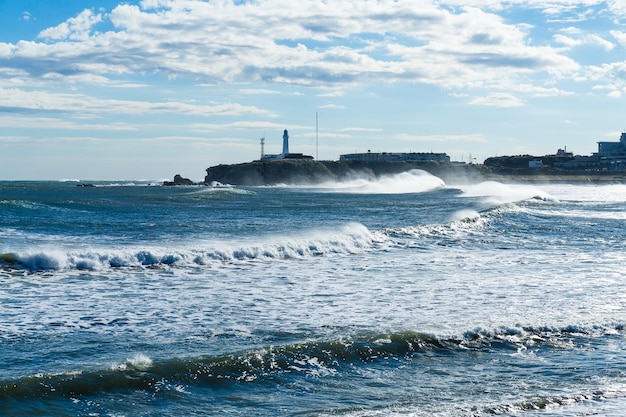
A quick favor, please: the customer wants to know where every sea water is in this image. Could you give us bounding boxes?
[1,171,625,416]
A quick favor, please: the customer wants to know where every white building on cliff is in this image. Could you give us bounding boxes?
[259,129,313,161]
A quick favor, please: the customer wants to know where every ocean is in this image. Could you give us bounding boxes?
[1,170,625,416]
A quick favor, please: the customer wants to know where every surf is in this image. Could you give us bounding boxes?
[299,169,446,194]
[2,323,623,400]
[0,223,384,272]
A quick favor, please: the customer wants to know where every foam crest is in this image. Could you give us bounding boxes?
[313,169,445,194]
[386,210,488,241]
[449,208,481,222]
[2,324,622,402]
[541,183,626,203]
[1,223,381,272]
[460,181,554,204]
[112,354,153,372]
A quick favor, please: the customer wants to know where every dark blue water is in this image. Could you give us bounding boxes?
[1,173,625,416]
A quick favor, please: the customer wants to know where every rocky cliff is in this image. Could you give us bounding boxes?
[204,159,489,186]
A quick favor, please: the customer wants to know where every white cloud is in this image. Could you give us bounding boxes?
[239,88,281,95]
[319,103,346,109]
[0,115,136,131]
[0,0,623,134]
[608,0,626,17]
[585,61,626,92]
[38,9,103,41]
[469,93,525,107]
[611,30,626,46]
[318,91,346,98]
[554,28,615,51]
[394,133,489,143]
[0,0,581,92]
[0,88,274,117]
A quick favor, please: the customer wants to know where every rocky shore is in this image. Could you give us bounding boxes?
[166,159,626,187]
[202,159,488,186]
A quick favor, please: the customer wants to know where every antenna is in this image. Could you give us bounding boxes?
[316,112,319,160]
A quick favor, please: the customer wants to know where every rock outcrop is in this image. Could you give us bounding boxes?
[164,174,196,186]
[204,159,489,186]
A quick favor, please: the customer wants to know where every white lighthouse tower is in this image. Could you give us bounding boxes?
[282,129,289,156]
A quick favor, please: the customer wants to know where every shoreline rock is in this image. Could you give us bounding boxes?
[163,174,196,186]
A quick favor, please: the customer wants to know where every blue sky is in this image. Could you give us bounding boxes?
[1,0,625,180]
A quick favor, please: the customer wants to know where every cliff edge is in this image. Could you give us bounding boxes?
[204,160,489,186]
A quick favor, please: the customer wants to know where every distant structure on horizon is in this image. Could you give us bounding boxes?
[340,150,450,164]
[486,131,626,171]
[258,129,313,161]
[558,131,626,170]
[597,132,626,160]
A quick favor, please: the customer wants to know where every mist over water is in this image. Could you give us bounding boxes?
[1,177,625,416]
[306,169,446,194]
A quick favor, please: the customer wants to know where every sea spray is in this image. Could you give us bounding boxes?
[459,180,555,204]
[308,169,446,194]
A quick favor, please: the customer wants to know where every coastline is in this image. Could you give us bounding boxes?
[179,159,626,186]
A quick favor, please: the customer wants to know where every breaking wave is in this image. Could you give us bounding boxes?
[0,223,384,272]
[1,323,623,406]
[308,169,446,194]
[458,181,556,204]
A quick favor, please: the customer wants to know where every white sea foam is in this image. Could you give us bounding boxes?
[538,183,626,203]
[459,181,555,204]
[4,223,382,272]
[449,209,481,222]
[112,354,153,371]
[307,169,446,194]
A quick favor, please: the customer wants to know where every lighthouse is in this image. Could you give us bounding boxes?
[282,129,289,156]
[257,128,312,161]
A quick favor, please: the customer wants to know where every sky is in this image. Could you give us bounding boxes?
[1,0,625,181]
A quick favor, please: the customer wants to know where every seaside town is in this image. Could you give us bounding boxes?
[166,129,626,186]
[260,128,626,171]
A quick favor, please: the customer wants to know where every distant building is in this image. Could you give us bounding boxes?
[596,132,626,160]
[552,147,573,157]
[259,129,313,161]
[340,151,450,163]
[487,132,626,172]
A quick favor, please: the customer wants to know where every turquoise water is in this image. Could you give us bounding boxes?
[1,172,625,416]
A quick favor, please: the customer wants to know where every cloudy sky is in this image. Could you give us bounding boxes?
[1,0,625,180]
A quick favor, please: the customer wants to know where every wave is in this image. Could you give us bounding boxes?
[302,169,446,194]
[342,389,626,417]
[459,181,556,204]
[1,324,623,402]
[1,200,518,272]
[0,223,383,272]
[383,203,501,241]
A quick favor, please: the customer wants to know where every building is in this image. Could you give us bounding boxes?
[259,129,313,161]
[596,132,626,159]
[340,151,450,163]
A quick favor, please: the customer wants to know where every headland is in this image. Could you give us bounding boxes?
[166,159,626,187]
[166,129,626,186]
